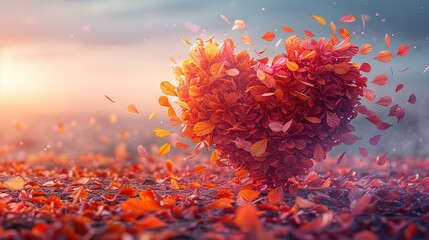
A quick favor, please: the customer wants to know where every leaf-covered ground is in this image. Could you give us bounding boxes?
[1,145,428,240]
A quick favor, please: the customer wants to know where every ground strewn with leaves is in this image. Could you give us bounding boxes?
[0,146,428,240]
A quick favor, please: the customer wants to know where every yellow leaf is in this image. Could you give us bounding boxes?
[158,142,171,156]
[204,42,219,61]
[148,112,156,120]
[250,138,268,157]
[127,104,139,113]
[175,100,190,110]
[160,81,177,96]
[210,149,219,164]
[153,128,172,138]
[286,61,299,71]
[181,37,192,45]
[193,121,215,136]
[312,15,327,25]
[3,176,25,190]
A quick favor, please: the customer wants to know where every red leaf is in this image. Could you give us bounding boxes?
[376,152,387,166]
[395,105,405,123]
[339,15,356,23]
[336,152,346,165]
[304,30,315,37]
[396,44,409,56]
[341,133,361,145]
[282,25,294,32]
[376,96,393,107]
[119,185,137,197]
[359,62,371,73]
[326,112,340,128]
[267,186,284,204]
[305,116,321,124]
[363,88,376,101]
[385,33,391,48]
[408,94,416,104]
[359,147,368,157]
[372,74,388,86]
[313,144,325,161]
[395,84,404,93]
[268,121,283,132]
[377,122,393,130]
[261,31,275,41]
[359,43,373,55]
[369,134,381,146]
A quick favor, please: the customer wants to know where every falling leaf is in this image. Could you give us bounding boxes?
[339,28,350,39]
[175,141,189,150]
[312,15,327,25]
[241,34,253,45]
[220,14,230,25]
[424,65,429,74]
[313,144,325,161]
[372,74,388,86]
[250,138,268,157]
[160,81,177,96]
[261,31,275,41]
[167,54,177,64]
[286,61,299,71]
[337,152,346,164]
[361,14,366,29]
[181,38,192,45]
[148,112,156,120]
[210,149,219,164]
[395,84,404,93]
[153,128,172,138]
[137,145,148,158]
[237,189,261,202]
[374,50,393,63]
[408,94,416,104]
[376,152,387,166]
[330,21,337,34]
[396,44,409,56]
[363,88,376,101]
[359,43,373,55]
[119,185,137,197]
[385,33,391,48]
[339,15,356,22]
[232,19,245,30]
[369,134,382,146]
[127,104,139,113]
[359,147,369,157]
[341,133,361,145]
[158,96,170,107]
[282,25,295,32]
[376,96,393,107]
[3,176,25,191]
[158,142,171,156]
[359,62,371,72]
[274,39,282,51]
[104,95,115,103]
[377,121,393,130]
[304,30,315,37]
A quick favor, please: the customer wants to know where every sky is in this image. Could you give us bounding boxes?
[0,0,428,118]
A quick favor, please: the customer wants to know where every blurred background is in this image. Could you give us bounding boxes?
[1,0,428,158]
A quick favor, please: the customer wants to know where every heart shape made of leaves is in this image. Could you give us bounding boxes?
[166,36,365,187]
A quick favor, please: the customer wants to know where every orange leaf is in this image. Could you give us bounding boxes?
[158,142,171,156]
[295,196,317,208]
[267,186,284,204]
[122,198,163,212]
[3,176,24,191]
[261,31,275,41]
[374,50,393,63]
[160,81,177,96]
[71,177,89,186]
[104,95,115,103]
[300,50,317,60]
[363,88,376,101]
[237,189,261,202]
[210,149,219,164]
[215,189,234,199]
[119,185,137,197]
[330,21,337,34]
[339,28,350,39]
[181,38,192,45]
[205,198,234,209]
[135,215,166,229]
[175,141,189,150]
[359,43,373,55]
[396,44,409,56]
[372,74,388,86]
[158,96,170,107]
[250,138,268,157]
[193,165,207,174]
[339,15,356,23]
[193,121,215,136]
[305,116,321,124]
[385,33,391,48]
[241,34,253,45]
[285,61,299,71]
[153,128,172,138]
[235,204,270,240]
[312,15,327,25]
[127,104,139,113]
[282,25,295,32]
[304,30,315,37]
